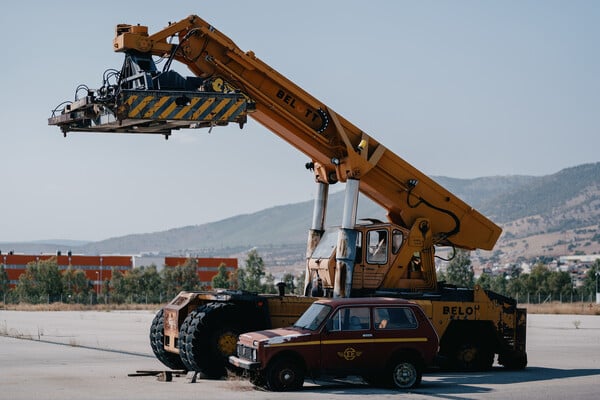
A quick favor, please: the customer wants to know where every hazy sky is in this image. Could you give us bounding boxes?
[0,1,598,242]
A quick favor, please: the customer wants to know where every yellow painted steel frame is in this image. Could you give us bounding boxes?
[112,15,501,252]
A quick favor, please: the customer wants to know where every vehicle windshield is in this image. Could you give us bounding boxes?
[310,229,338,259]
[293,303,332,331]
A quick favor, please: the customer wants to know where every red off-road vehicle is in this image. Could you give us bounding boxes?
[230,297,439,391]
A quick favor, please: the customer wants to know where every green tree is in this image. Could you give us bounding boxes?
[506,274,527,300]
[62,266,91,303]
[161,258,201,299]
[581,260,599,299]
[211,263,230,289]
[0,264,9,301]
[445,250,474,288]
[282,272,297,294]
[295,270,306,295]
[547,270,573,299]
[242,249,266,293]
[526,263,551,296]
[263,273,277,294]
[110,269,127,303]
[15,258,64,303]
[120,265,162,303]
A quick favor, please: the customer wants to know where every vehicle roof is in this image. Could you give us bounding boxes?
[314,297,415,308]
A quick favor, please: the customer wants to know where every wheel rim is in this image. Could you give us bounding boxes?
[278,367,296,387]
[217,331,238,356]
[393,362,417,388]
[458,345,477,364]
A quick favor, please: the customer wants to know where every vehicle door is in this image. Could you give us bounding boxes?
[372,306,424,359]
[319,306,376,374]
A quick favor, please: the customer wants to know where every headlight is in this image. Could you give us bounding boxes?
[252,348,258,362]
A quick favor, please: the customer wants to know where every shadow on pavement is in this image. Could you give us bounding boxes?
[287,367,600,396]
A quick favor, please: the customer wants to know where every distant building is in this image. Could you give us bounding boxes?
[164,257,238,289]
[0,252,133,291]
[1,252,238,292]
[559,255,600,264]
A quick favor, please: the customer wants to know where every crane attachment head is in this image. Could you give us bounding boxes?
[48,52,253,138]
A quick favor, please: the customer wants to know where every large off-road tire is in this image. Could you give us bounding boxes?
[451,340,494,371]
[265,357,304,391]
[499,351,528,370]
[149,309,186,370]
[178,307,202,372]
[178,302,243,379]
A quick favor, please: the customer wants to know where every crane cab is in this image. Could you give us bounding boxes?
[306,219,438,297]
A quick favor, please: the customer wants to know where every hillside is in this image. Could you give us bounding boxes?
[2,162,600,270]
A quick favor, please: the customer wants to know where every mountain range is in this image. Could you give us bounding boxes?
[3,162,600,271]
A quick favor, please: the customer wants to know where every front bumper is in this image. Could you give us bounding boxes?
[229,356,261,371]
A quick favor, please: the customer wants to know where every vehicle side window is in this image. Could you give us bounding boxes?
[374,307,418,330]
[354,231,363,264]
[367,229,388,264]
[392,229,403,254]
[328,307,371,331]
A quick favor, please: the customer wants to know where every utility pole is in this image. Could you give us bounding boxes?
[596,268,600,304]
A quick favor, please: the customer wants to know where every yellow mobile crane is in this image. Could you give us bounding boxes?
[49,15,527,378]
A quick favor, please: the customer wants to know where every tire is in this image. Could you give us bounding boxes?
[178,307,202,372]
[149,309,186,371]
[453,340,494,371]
[179,302,242,378]
[265,357,304,391]
[389,358,422,389]
[500,351,527,370]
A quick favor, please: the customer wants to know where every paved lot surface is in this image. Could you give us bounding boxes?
[0,310,599,400]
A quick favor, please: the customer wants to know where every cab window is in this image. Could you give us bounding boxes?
[328,307,371,331]
[366,229,387,264]
[374,307,418,330]
[392,229,404,254]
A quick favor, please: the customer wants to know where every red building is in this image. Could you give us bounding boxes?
[164,257,238,289]
[1,253,237,292]
[0,252,133,291]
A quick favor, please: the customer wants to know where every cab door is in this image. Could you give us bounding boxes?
[319,306,376,375]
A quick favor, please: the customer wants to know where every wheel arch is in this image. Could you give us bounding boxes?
[387,347,425,370]
[440,320,500,353]
[265,350,308,373]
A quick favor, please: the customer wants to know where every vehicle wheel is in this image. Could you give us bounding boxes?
[453,341,494,371]
[499,351,527,370]
[149,309,186,370]
[178,307,202,371]
[265,357,304,391]
[179,302,242,378]
[389,358,422,389]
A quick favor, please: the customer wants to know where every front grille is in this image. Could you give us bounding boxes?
[237,344,255,361]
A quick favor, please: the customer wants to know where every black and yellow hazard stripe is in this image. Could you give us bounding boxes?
[118,90,247,122]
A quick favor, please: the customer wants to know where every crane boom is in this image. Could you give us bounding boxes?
[112,15,500,251]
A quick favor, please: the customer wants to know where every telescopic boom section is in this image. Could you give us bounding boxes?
[113,15,500,251]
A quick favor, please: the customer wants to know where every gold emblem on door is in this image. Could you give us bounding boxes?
[337,347,363,361]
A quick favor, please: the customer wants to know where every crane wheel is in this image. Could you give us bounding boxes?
[149,309,186,371]
[178,307,203,371]
[178,302,242,379]
[451,340,494,371]
[499,351,528,370]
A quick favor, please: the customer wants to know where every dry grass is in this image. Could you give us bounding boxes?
[523,302,600,315]
[0,302,159,312]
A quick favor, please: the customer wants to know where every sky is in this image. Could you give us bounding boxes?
[0,1,598,243]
